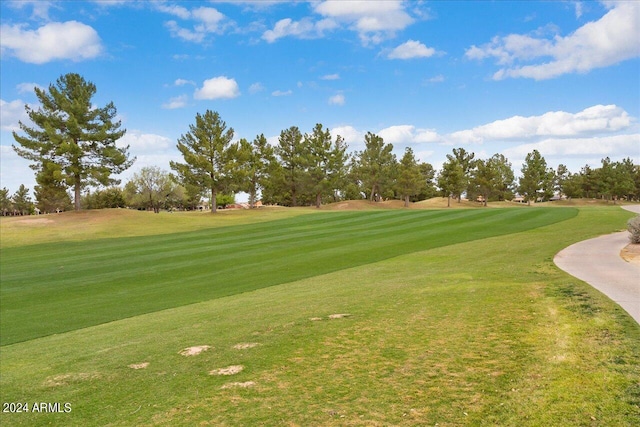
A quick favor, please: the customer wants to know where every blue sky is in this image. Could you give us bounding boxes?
[1,0,639,199]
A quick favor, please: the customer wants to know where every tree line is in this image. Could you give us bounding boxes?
[5,73,640,215]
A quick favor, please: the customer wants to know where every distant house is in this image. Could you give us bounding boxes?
[513,196,526,204]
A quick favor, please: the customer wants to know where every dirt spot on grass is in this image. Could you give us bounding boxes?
[128,362,149,370]
[210,365,244,376]
[43,372,100,387]
[233,343,259,350]
[179,345,211,356]
[329,313,351,319]
[620,243,640,265]
[309,317,323,321]
[221,381,255,389]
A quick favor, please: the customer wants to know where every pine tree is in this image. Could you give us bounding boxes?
[12,184,33,215]
[353,132,396,202]
[518,150,553,205]
[12,73,133,210]
[397,147,424,207]
[170,110,236,213]
[275,126,305,206]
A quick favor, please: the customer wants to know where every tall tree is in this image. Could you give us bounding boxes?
[275,126,306,206]
[611,158,636,203]
[12,184,33,215]
[554,164,569,198]
[236,134,275,208]
[303,124,349,208]
[353,132,396,202]
[414,162,437,201]
[470,159,496,206]
[397,147,424,207]
[518,150,553,205]
[0,188,12,216]
[12,73,133,211]
[437,158,465,207]
[449,148,476,203]
[170,110,236,213]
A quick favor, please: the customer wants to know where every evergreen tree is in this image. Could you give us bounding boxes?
[303,124,349,208]
[437,157,465,207]
[353,132,396,202]
[0,188,12,216]
[611,158,636,203]
[397,147,424,207]
[237,134,275,208]
[170,110,236,213]
[449,148,476,203]
[275,126,305,206]
[518,150,553,205]
[12,184,33,215]
[12,73,133,211]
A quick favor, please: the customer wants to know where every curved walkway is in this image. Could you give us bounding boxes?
[553,205,640,324]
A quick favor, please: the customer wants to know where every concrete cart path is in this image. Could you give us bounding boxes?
[553,205,640,324]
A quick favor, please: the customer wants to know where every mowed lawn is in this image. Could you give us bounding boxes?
[1,208,573,345]
[1,206,639,426]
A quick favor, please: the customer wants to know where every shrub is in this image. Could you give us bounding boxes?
[628,216,640,244]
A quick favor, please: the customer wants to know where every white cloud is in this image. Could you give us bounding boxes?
[0,99,29,132]
[117,131,172,153]
[328,93,345,105]
[160,5,232,43]
[174,79,195,86]
[427,75,445,83]
[502,134,640,163]
[7,0,55,21]
[314,0,414,45]
[329,125,363,145]
[16,82,45,94]
[0,21,103,64]
[194,76,240,100]
[466,2,640,80]
[262,17,337,43]
[248,82,264,94]
[378,125,441,144]
[272,89,292,97]
[162,95,188,110]
[447,105,633,144]
[387,40,436,59]
[321,73,340,80]
[154,3,191,20]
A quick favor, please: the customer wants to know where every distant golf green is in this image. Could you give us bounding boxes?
[1,208,575,345]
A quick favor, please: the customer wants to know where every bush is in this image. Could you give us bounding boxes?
[628,216,640,244]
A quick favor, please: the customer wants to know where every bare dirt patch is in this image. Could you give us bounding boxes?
[309,317,323,321]
[43,372,100,387]
[221,381,255,389]
[128,362,149,370]
[210,365,244,376]
[620,243,640,265]
[328,313,351,319]
[179,345,211,356]
[233,343,259,350]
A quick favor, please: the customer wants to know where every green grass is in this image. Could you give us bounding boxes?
[1,206,638,426]
[1,208,575,345]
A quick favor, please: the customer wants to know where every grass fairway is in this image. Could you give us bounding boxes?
[1,206,639,426]
[2,208,574,345]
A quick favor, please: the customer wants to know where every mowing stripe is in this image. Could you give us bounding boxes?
[0,208,576,345]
